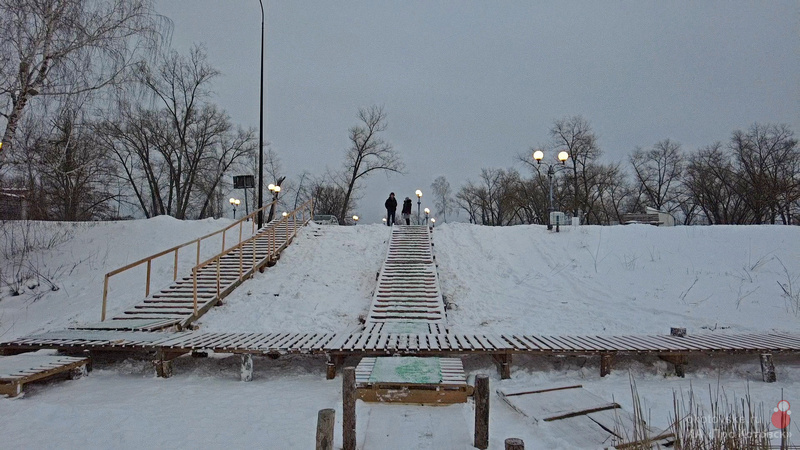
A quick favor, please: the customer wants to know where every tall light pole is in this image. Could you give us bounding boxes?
[533,149,569,230]
[424,207,430,224]
[415,189,422,225]
[257,0,265,229]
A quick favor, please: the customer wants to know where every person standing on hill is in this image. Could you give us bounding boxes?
[384,192,397,226]
[401,197,412,225]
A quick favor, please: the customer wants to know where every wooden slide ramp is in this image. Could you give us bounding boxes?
[93,218,303,331]
[359,403,472,449]
[0,352,89,397]
[498,384,674,448]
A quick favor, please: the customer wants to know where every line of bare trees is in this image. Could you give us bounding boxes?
[454,117,799,226]
[0,1,262,221]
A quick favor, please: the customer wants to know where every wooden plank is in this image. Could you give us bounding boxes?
[501,334,529,351]
[561,335,605,351]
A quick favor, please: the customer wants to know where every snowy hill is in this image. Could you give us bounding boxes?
[1,219,798,448]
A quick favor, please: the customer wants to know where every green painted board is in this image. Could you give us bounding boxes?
[369,357,442,384]
[380,322,430,334]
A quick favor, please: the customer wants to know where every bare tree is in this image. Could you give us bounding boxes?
[338,106,403,224]
[550,116,602,218]
[310,175,347,219]
[96,46,255,219]
[684,143,749,224]
[36,107,116,220]
[456,168,525,226]
[731,123,799,224]
[630,139,685,213]
[430,175,455,222]
[587,162,633,224]
[0,0,167,154]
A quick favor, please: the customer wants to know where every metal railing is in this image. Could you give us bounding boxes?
[189,198,315,315]
[100,201,278,321]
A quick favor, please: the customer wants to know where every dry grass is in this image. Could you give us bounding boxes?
[670,382,774,450]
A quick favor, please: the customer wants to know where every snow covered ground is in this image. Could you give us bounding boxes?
[1,219,798,448]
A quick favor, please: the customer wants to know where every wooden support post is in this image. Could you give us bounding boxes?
[68,364,88,380]
[505,438,524,450]
[600,354,613,377]
[343,367,356,450]
[659,354,688,378]
[326,355,343,380]
[155,351,173,378]
[675,356,687,378]
[760,353,776,383]
[493,354,511,379]
[474,374,490,449]
[316,408,335,450]
[240,353,253,382]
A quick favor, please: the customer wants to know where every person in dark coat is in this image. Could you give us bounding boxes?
[401,197,412,225]
[384,192,397,226]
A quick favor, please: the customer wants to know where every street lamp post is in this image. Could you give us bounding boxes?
[424,207,430,224]
[257,0,265,229]
[430,218,436,229]
[266,183,281,222]
[352,215,359,225]
[533,150,569,231]
[415,190,422,224]
[229,197,241,219]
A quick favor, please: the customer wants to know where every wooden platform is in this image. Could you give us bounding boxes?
[0,352,89,397]
[5,330,800,356]
[356,357,472,404]
[498,384,674,448]
[3,330,799,380]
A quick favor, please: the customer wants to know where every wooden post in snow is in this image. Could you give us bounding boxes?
[669,327,688,377]
[505,438,524,450]
[240,353,253,382]
[474,374,489,449]
[600,354,613,377]
[760,353,776,382]
[316,408,335,450]
[343,366,356,450]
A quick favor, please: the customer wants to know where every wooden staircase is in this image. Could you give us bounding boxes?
[93,201,313,332]
[364,225,446,331]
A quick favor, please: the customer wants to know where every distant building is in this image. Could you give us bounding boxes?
[621,207,675,227]
[0,188,27,220]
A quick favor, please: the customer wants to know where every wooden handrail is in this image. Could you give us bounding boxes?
[190,198,314,315]
[100,200,277,321]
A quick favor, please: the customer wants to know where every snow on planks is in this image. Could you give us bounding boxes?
[0,352,89,397]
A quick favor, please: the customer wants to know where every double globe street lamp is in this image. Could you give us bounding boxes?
[533,149,570,230]
[229,197,241,219]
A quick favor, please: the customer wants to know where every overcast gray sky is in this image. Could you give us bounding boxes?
[157,1,799,223]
